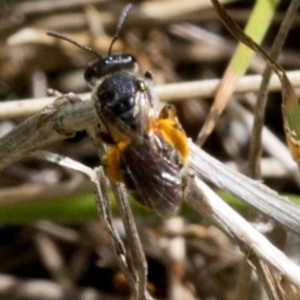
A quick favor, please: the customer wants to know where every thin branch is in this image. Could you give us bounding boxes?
[2,70,300,119]
[86,128,152,300]
[248,0,300,179]
[0,273,126,300]
[0,178,92,205]
[228,101,300,184]
[110,181,151,300]
[188,142,300,234]
[30,145,146,297]
[185,176,300,288]
[91,167,138,293]
[29,150,94,178]
[2,94,300,233]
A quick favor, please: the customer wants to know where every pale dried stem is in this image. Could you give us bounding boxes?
[0,274,125,300]
[2,70,300,119]
[1,95,300,234]
[29,148,151,298]
[188,142,300,234]
[228,101,300,185]
[1,93,300,295]
[0,178,92,205]
[248,0,300,179]
[34,232,71,286]
[86,129,152,300]
[185,176,300,288]
[92,167,138,294]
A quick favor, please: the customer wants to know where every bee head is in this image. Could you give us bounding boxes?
[94,72,138,127]
[46,4,139,127]
[84,54,138,85]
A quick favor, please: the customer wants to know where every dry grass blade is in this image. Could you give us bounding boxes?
[248,0,300,179]
[252,257,299,300]
[91,167,138,295]
[1,96,300,233]
[198,0,279,146]
[86,128,152,300]
[211,0,300,171]
[2,1,300,297]
[0,95,96,169]
[188,142,300,234]
[185,177,300,289]
[27,146,152,298]
[209,1,300,296]
[0,274,125,300]
[3,70,300,119]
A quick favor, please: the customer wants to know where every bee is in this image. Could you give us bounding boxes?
[47,4,188,217]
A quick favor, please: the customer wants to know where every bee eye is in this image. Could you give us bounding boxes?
[116,96,135,113]
[108,96,135,115]
[101,90,117,103]
[84,64,98,83]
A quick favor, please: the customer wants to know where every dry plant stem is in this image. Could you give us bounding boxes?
[188,142,300,234]
[110,181,151,300]
[90,135,151,300]
[185,176,300,288]
[16,0,106,15]
[34,221,80,244]
[2,70,300,119]
[230,99,300,298]
[227,158,296,179]
[259,257,299,300]
[229,101,300,185]
[28,149,140,295]
[248,0,300,179]
[238,0,300,296]
[0,99,96,169]
[28,118,300,297]
[252,257,298,300]
[34,232,71,287]
[0,274,126,300]
[140,0,234,19]
[2,105,300,295]
[0,178,93,205]
[92,168,137,290]
[29,151,94,178]
[164,218,190,300]
[2,98,300,233]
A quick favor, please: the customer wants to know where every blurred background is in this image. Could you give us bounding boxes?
[0,1,299,299]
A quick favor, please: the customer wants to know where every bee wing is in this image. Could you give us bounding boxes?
[120,141,183,217]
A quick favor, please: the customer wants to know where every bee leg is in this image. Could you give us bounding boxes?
[97,131,115,145]
[102,146,124,182]
[158,104,189,164]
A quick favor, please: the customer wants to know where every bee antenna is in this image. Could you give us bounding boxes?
[108,3,133,56]
[47,31,102,60]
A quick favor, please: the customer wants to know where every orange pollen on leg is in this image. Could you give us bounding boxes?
[158,118,189,164]
[102,145,124,182]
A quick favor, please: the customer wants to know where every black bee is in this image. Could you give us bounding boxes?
[47,4,188,217]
